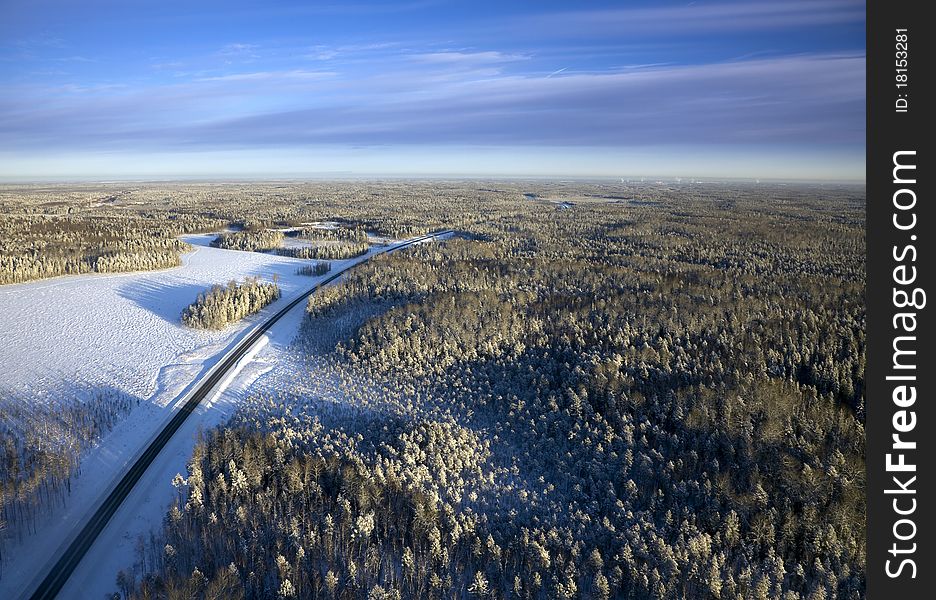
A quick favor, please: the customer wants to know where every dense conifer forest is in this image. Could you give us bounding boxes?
[181,278,282,330]
[210,230,285,253]
[289,224,369,243]
[277,241,370,261]
[0,389,136,567]
[0,216,195,285]
[0,185,229,285]
[81,181,866,600]
[297,262,332,277]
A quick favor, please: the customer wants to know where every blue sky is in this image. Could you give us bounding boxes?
[0,0,866,180]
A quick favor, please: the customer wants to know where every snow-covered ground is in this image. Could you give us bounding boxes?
[0,233,308,404]
[56,297,305,600]
[0,234,394,598]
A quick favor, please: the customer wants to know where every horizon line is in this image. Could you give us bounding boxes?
[0,173,867,186]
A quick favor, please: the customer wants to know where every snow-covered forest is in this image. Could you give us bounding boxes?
[1,388,136,563]
[79,181,866,600]
[211,230,286,254]
[276,241,370,261]
[181,278,281,330]
[296,262,332,277]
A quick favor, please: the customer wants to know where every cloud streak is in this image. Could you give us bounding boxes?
[0,53,864,152]
[410,51,530,65]
[519,1,865,37]
[195,69,335,82]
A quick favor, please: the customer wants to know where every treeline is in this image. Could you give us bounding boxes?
[277,242,369,261]
[210,230,285,253]
[289,224,369,243]
[297,262,331,277]
[1,388,136,575]
[181,278,281,330]
[0,214,214,285]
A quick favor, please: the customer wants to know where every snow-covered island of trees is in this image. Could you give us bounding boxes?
[181,278,282,330]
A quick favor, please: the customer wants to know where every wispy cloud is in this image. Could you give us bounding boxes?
[0,53,863,152]
[151,61,186,71]
[218,43,259,56]
[303,47,339,61]
[9,33,66,49]
[196,69,335,82]
[50,55,96,63]
[215,42,261,65]
[520,0,864,37]
[410,51,530,65]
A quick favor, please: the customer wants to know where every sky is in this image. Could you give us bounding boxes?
[0,0,866,181]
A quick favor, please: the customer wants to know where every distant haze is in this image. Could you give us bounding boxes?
[0,0,865,181]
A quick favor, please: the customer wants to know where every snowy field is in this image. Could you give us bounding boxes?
[57,290,306,600]
[0,234,391,598]
[0,234,312,404]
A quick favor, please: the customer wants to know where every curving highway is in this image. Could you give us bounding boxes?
[26,230,450,600]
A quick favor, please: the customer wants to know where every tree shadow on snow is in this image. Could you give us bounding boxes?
[117,279,210,325]
[178,232,221,247]
[243,259,311,288]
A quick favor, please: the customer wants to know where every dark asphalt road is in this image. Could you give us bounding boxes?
[26,231,449,600]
